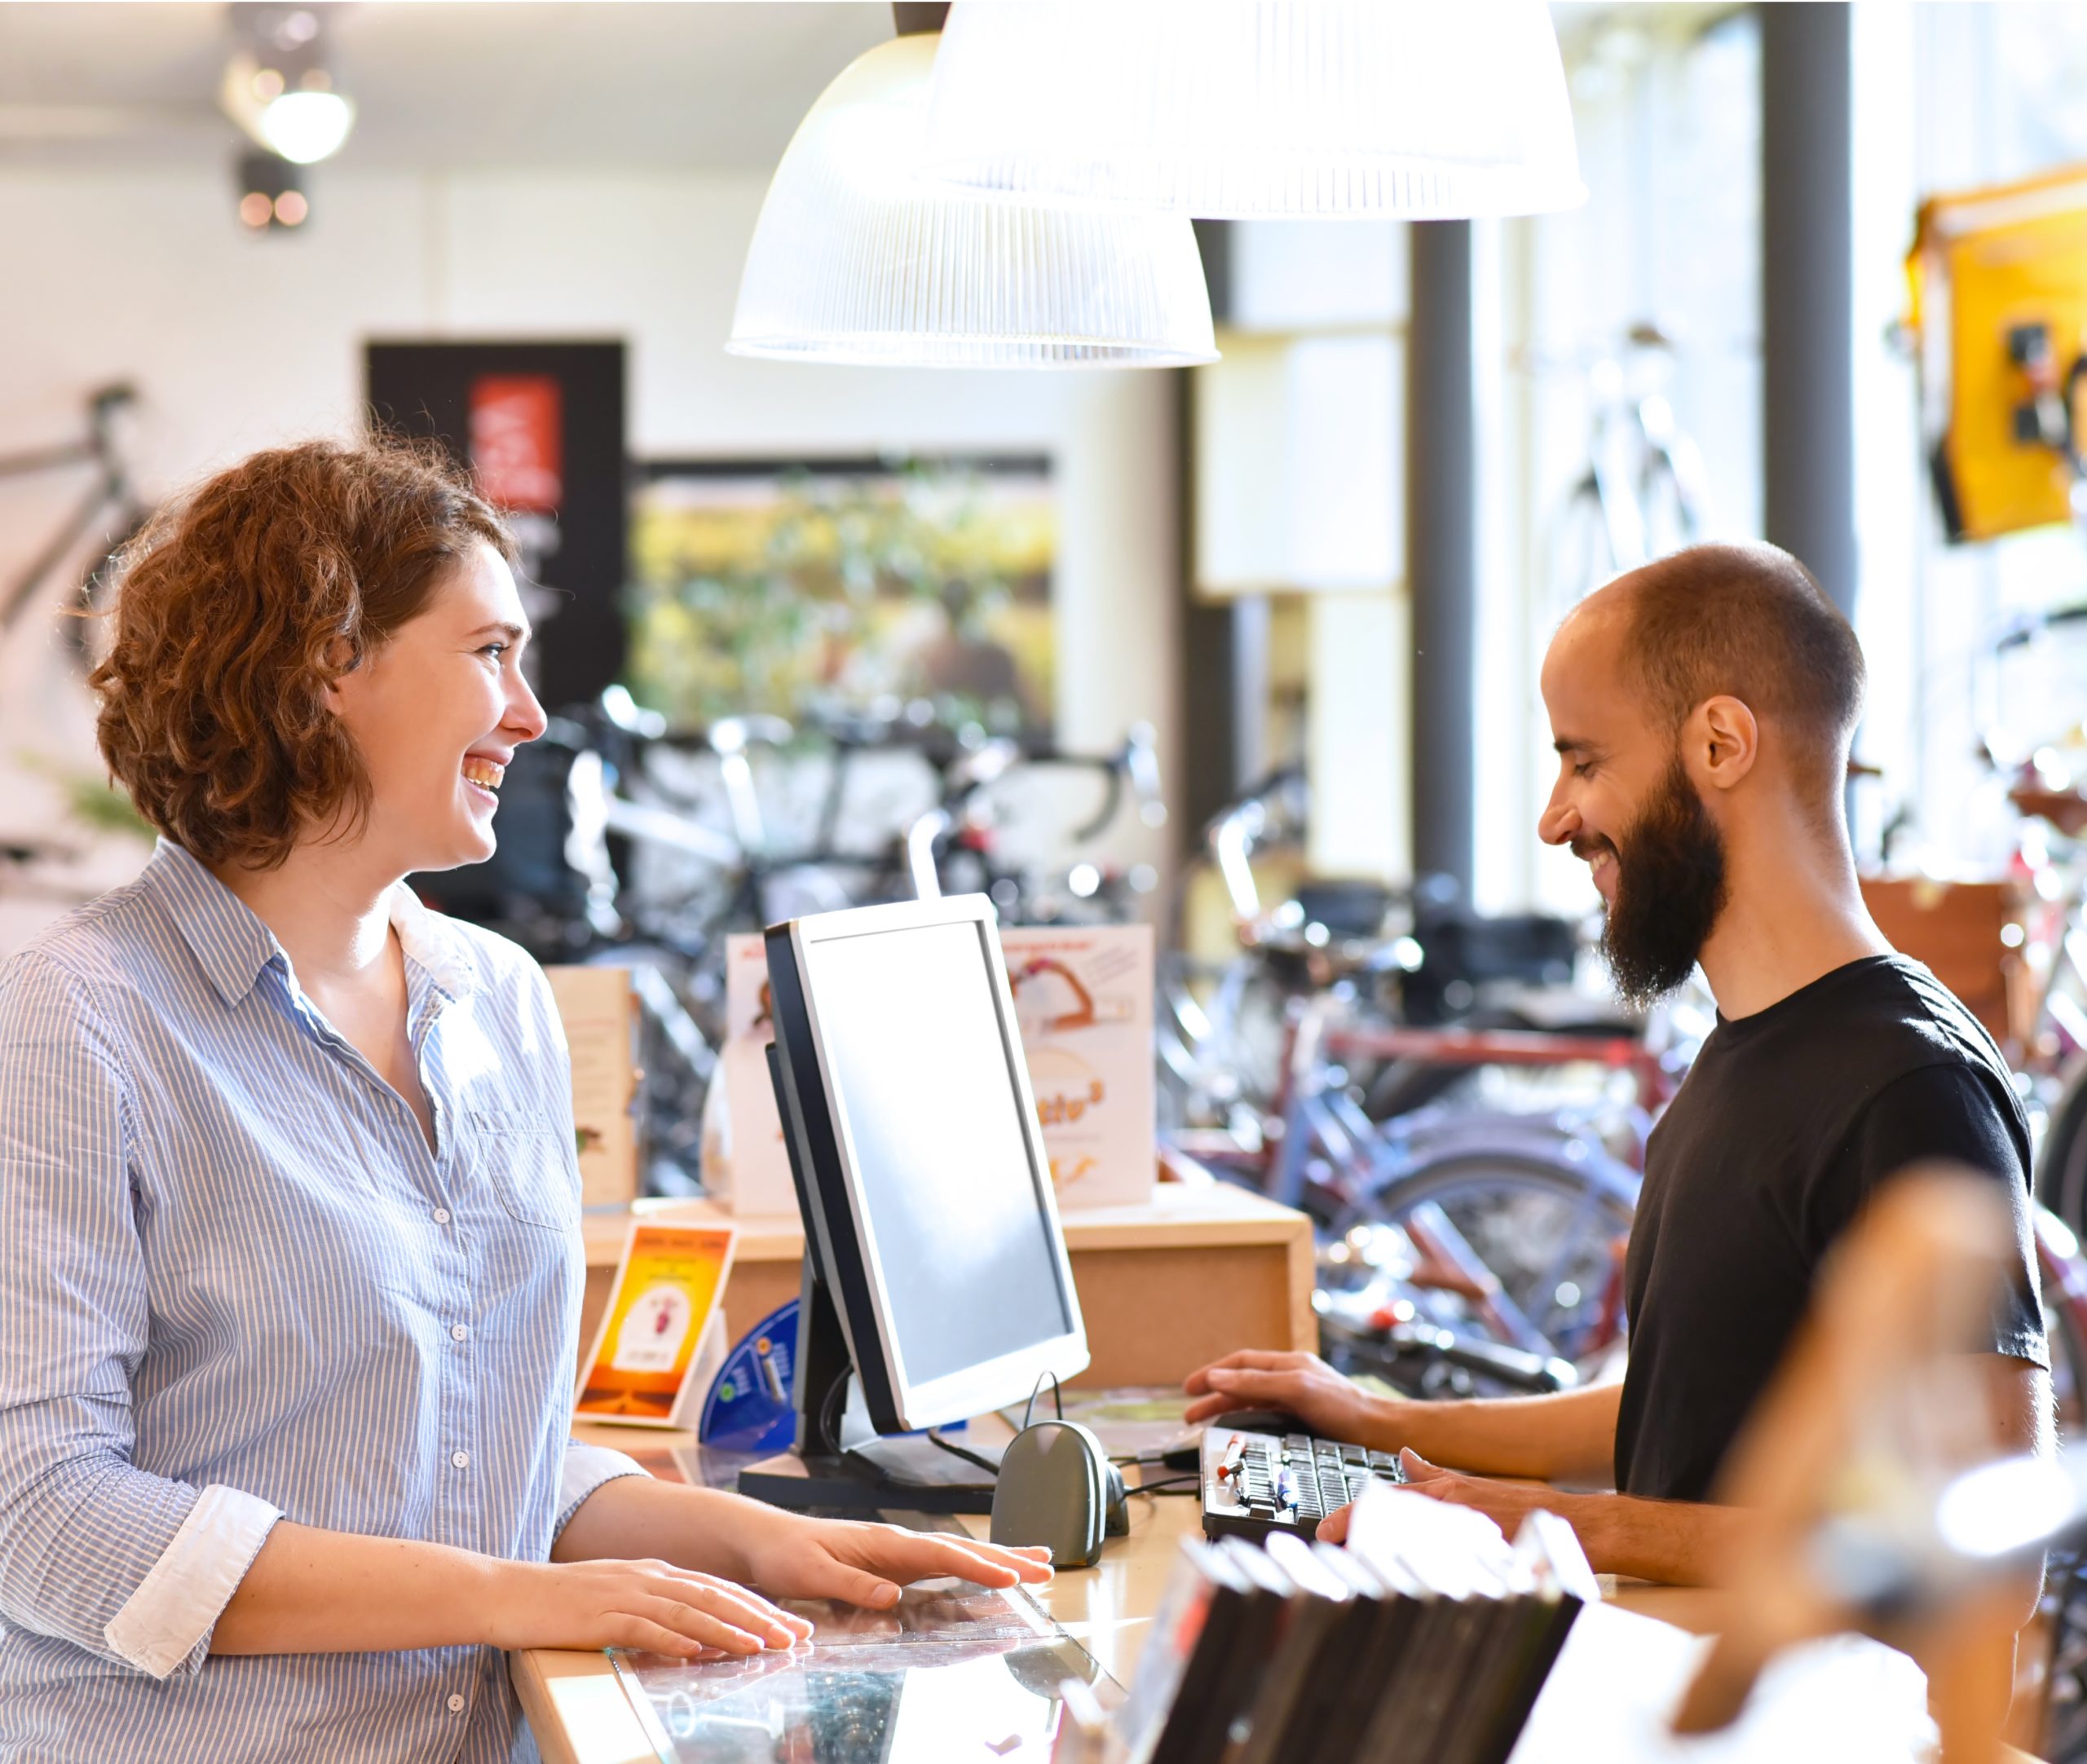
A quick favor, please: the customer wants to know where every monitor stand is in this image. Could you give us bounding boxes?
[735,1256,1004,1515]
[737,1044,1004,1516]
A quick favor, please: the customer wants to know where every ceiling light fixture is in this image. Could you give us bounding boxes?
[728,32,1216,368]
[235,149,307,232]
[921,0,1586,220]
[221,3,355,166]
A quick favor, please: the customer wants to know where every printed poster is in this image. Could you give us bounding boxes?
[999,924,1156,1209]
[704,936,801,1216]
[708,924,1154,1215]
[544,964,639,1209]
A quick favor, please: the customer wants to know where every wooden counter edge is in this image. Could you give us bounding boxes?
[584,1185,1314,1268]
[510,1647,655,1764]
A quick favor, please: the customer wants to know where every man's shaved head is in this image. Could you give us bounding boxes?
[1584,541,1865,811]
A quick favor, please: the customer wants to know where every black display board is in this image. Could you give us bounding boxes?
[364,340,627,710]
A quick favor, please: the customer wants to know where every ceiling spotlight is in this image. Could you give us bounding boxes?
[235,150,308,232]
[222,4,355,165]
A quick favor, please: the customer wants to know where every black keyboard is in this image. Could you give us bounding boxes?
[1200,1424,1406,1544]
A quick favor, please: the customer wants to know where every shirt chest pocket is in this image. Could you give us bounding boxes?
[469,1108,579,1233]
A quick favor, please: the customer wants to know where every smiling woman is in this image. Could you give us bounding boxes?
[0,436,1050,1764]
[89,438,523,874]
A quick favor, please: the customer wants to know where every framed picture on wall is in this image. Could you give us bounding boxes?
[365,339,627,712]
[626,455,1055,739]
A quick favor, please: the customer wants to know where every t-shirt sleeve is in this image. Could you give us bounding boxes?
[1816,1063,2049,1369]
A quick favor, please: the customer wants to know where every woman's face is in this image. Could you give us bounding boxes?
[328,541,548,875]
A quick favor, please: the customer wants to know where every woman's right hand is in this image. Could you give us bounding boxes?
[1182,1349,1407,1451]
[486,1558,814,1658]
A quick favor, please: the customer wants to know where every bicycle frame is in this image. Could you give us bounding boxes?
[0,383,141,639]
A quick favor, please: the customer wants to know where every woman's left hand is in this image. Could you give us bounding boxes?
[738,1513,1054,1611]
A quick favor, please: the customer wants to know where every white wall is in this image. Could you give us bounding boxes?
[0,166,1179,950]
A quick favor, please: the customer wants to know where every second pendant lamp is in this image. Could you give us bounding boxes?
[922,0,1586,222]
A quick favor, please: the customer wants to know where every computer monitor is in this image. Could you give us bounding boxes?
[739,893,1089,1513]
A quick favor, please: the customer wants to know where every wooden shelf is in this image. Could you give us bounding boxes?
[577,1179,1317,1391]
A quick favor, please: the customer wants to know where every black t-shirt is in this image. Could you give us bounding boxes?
[1615,955,2047,1503]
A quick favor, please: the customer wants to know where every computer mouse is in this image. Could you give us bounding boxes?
[1103,1461,1129,1537]
[991,1418,1108,1568]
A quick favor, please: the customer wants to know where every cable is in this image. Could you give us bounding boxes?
[1021,1369,1063,1430]
[818,1367,850,1453]
[927,1429,1003,1476]
[1127,1475,1202,1497]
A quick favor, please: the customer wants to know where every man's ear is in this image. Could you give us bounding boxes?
[1688,695,1759,794]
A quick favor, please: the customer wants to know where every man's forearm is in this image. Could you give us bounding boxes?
[1551,1489,1748,1584]
[1375,1381,1623,1483]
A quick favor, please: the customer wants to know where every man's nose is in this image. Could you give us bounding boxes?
[1538,794,1577,849]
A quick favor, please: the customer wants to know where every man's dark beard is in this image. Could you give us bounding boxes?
[1592,754,1728,1009]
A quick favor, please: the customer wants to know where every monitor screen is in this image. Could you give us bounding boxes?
[801,916,1073,1391]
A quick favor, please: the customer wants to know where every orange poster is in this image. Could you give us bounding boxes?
[576,1224,736,1427]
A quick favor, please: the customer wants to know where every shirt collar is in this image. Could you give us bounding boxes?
[386,876,480,1004]
[143,840,281,1006]
[143,839,479,1008]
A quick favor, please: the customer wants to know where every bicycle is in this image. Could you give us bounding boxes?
[900,723,1167,924]
[1157,765,1627,1143]
[1541,324,1710,620]
[0,383,148,659]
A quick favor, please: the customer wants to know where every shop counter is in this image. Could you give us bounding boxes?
[514,1417,2049,1764]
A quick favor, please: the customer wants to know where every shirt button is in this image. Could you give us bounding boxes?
[447,1693,465,1714]
[451,1450,470,1470]
[432,1207,452,1225]
[450,1323,470,1343]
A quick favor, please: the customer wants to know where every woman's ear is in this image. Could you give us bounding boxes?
[1692,694,1760,793]
[320,633,357,710]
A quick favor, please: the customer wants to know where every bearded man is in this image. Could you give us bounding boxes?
[1185,541,2050,1585]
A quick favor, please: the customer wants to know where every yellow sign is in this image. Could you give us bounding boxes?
[576,1224,735,1427]
[1908,164,2087,541]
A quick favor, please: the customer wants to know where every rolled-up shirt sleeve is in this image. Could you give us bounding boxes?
[0,952,281,1678]
[556,1439,650,1537]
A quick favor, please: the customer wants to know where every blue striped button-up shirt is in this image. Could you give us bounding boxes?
[0,840,643,1762]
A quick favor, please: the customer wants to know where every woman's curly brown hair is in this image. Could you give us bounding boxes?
[91,438,517,870]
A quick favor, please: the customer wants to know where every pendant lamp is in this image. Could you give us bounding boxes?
[921,0,1586,221]
[727,33,1216,368]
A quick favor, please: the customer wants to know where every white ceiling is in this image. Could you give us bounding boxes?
[0,2,896,172]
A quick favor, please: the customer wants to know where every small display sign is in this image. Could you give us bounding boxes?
[576,1223,736,1427]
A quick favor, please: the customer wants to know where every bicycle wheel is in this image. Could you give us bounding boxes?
[1343,1146,1638,1374]
[2039,1057,2087,1240]
[2039,1207,2087,1450]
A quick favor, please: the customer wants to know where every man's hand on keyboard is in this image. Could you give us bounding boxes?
[1388,1449,1551,1541]
[1182,1349,1395,1446]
